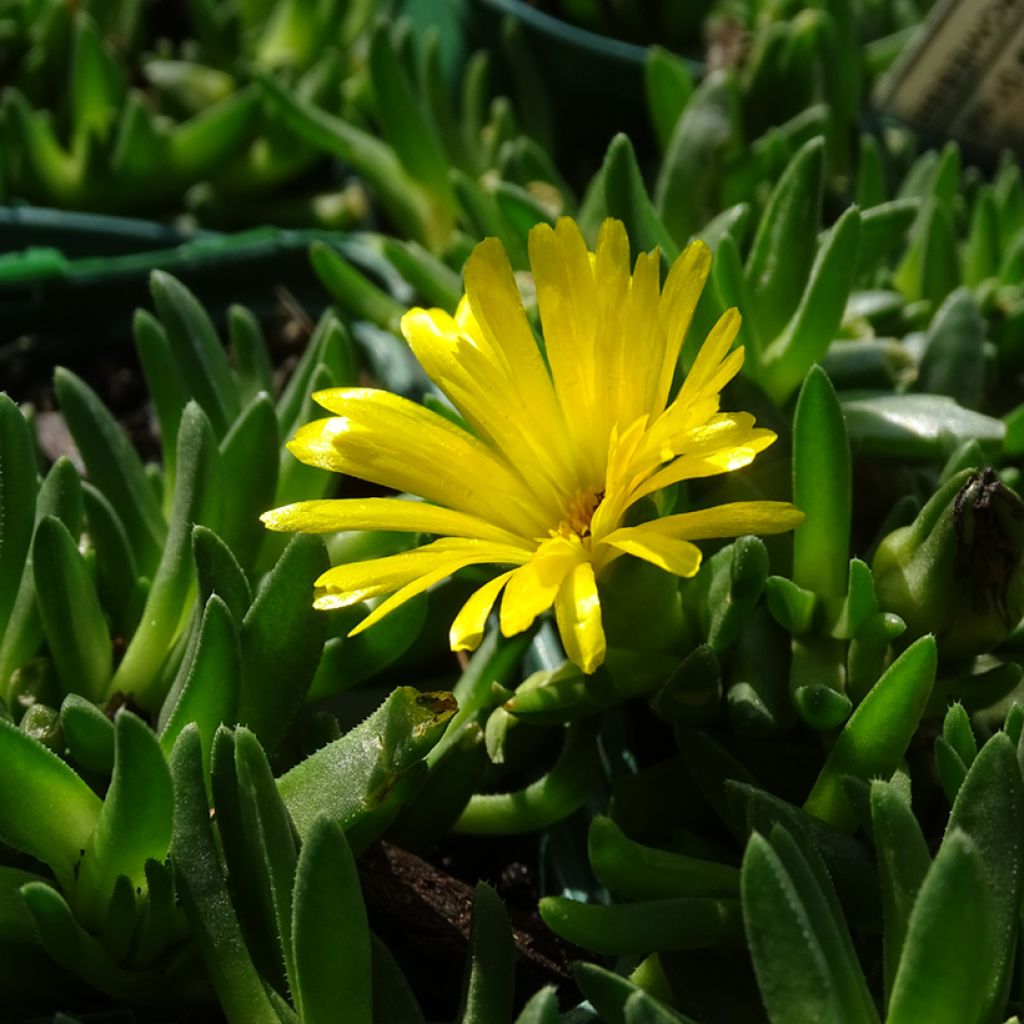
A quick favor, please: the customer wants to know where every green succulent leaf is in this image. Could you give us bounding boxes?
[0,458,84,697]
[841,393,1005,459]
[20,881,160,1004]
[655,70,739,247]
[513,986,560,1024]
[237,534,328,751]
[792,365,851,599]
[885,830,996,1024]
[133,308,188,501]
[601,134,678,263]
[82,481,138,633]
[309,241,405,333]
[804,636,936,831]
[574,963,694,1024]
[741,829,878,1024]
[111,401,222,709]
[870,780,931,1004]
[0,719,100,889]
[368,22,454,217]
[217,392,279,568]
[159,594,241,772]
[757,206,861,405]
[290,816,371,1024]
[150,271,240,439]
[235,727,299,987]
[210,728,288,994]
[228,305,274,407]
[589,815,738,899]
[60,694,115,776]
[169,725,279,1024]
[645,46,695,153]
[54,367,165,574]
[33,515,111,702]
[942,733,1024,1020]
[277,686,456,839]
[76,711,174,928]
[456,883,517,1024]
[0,394,36,640]
[744,136,825,345]
[539,894,742,955]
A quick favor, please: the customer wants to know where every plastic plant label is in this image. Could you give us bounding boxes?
[876,0,1024,154]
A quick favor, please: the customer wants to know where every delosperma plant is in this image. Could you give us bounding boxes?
[9,0,1024,1021]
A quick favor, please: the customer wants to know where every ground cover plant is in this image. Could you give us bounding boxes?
[7,0,1024,1022]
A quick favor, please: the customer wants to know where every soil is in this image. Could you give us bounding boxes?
[361,842,579,1019]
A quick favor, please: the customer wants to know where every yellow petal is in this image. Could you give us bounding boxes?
[401,308,570,521]
[449,570,515,652]
[600,525,703,577]
[462,238,569,446]
[681,308,742,401]
[499,537,581,637]
[655,239,712,410]
[621,248,664,421]
[260,497,526,547]
[628,501,806,544]
[555,561,606,674]
[315,538,530,607]
[632,429,778,502]
[287,389,546,536]
[590,220,633,432]
[347,563,461,636]
[528,218,603,480]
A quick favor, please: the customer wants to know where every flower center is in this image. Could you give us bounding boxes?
[555,487,604,542]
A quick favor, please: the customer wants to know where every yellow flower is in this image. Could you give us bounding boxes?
[262,218,803,673]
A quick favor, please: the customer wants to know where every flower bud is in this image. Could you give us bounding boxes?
[873,468,1024,661]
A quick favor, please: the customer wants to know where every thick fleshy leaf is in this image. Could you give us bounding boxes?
[841,393,1004,459]
[20,882,160,1003]
[237,534,327,751]
[455,882,516,1024]
[804,637,936,831]
[0,458,83,699]
[150,270,240,438]
[169,726,279,1024]
[645,46,695,152]
[0,719,100,889]
[217,392,279,568]
[0,394,36,638]
[33,516,111,702]
[111,402,222,709]
[886,831,996,1024]
[741,830,878,1024]
[76,711,174,927]
[60,694,115,776]
[870,780,931,1003]
[291,817,371,1024]
[744,137,824,345]
[792,365,850,599]
[917,288,984,410]
[589,815,738,899]
[54,367,165,574]
[655,71,739,247]
[513,987,560,1024]
[539,894,742,955]
[277,687,455,839]
[159,595,240,771]
[756,207,861,404]
[455,719,602,833]
[942,733,1024,1020]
